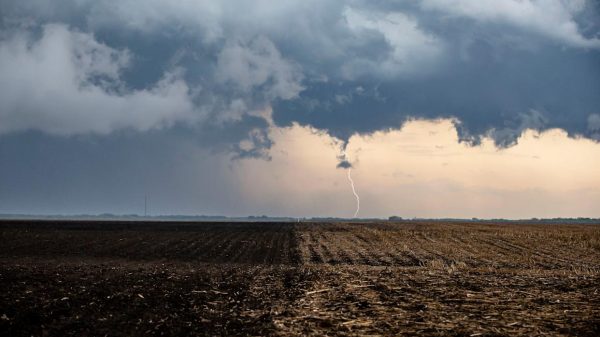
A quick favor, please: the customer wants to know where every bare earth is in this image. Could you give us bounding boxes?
[0,220,599,336]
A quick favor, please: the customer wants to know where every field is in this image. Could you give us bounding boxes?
[1,220,599,336]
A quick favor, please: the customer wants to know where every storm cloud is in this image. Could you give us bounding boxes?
[1,1,599,216]
[1,0,599,148]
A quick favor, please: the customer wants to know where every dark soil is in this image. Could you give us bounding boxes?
[1,220,599,336]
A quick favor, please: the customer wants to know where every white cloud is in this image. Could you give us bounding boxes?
[343,7,443,78]
[216,36,304,100]
[0,24,200,135]
[420,0,600,48]
[86,0,224,41]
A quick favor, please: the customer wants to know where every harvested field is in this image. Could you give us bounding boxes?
[0,221,297,264]
[1,220,599,336]
[296,222,600,270]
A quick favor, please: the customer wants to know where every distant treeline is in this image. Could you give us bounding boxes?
[387,216,600,224]
[0,214,598,224]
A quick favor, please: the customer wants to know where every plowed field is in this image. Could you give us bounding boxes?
[1,220,599,336]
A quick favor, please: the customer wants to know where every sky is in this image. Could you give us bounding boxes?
[0,0,599,219]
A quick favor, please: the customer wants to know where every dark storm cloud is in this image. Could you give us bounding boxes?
[1,1,600,214]
[337,160,353,169]
[2,0,599,148]
[270,1,600,147]
[274,44,600,146]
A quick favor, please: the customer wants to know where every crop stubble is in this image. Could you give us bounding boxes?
[0,220,599,336]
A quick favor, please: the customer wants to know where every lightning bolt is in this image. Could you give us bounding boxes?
[346,167,360,218]
[340,147,360,218]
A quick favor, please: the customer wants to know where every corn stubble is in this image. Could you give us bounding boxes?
[0,220,598,336]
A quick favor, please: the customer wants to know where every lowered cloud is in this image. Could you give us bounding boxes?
[487,109,548,147]
[589,113,600,140]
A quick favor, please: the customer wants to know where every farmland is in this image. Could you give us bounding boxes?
[1,220,599,336]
